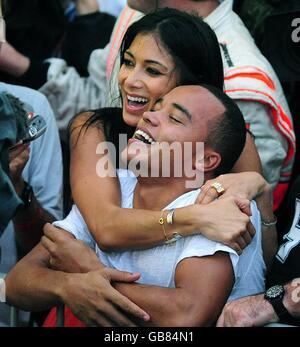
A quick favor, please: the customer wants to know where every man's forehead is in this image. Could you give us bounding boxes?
[165,85,225,120]
[165,85,216,105]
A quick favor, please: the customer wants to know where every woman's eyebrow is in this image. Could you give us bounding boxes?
[144,59,168,70]
[124,50,134,58]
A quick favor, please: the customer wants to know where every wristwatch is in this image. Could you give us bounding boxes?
[0,278,6,303]
[264,284,293,323]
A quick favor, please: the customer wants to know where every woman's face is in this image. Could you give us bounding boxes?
[118,33,179,127]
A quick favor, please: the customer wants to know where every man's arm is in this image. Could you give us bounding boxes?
[42,228,234,326]
[236,101,291,192]
[115,252,234,327]
[5,242,150,326]
[216,279,300,327]
[0,42,30,77]
[9,143,55,256]
[9,91,63,256]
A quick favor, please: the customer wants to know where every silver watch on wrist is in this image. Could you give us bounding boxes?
[0,278,6,303]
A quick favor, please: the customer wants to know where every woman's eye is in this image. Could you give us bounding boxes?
[123,58,134,67]
[146,67,162,76]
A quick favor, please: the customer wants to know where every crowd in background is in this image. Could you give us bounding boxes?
[0,0,299,328]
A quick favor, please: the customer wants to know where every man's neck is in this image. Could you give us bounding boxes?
[158,0,220,18]
[133,177,192,210]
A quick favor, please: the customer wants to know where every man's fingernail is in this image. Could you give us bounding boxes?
[143,314,150,321]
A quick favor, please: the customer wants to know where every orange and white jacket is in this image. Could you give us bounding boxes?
[206,0,295,209]
[41,1,295,208]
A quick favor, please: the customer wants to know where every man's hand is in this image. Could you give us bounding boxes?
[42,223,101,273]
[9,142,30,195]
[194,196,255,254]
[216,294,278,327]
[196,172,267,205]
[61,268,150,327]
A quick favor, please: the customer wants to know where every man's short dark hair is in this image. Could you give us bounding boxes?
[201,84,247,175]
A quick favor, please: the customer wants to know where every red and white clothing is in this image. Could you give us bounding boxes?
[40,0,295,208]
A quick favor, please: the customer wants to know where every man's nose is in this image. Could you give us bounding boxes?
[142,110,160,126]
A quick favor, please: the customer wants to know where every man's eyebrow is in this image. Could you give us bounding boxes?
[173,103,192,121]
[155,98,163,105]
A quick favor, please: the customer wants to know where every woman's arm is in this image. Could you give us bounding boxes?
[197,171,277,267]
[70,113,253,252]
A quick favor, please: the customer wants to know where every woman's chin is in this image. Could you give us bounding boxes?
[123,112,141,127]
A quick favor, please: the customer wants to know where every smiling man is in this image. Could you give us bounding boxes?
[55,84,265,326]
[4,84,266,327]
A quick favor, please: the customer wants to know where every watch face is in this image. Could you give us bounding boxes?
[266,285,285,299]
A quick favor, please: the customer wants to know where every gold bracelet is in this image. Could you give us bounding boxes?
[159,210,169,242]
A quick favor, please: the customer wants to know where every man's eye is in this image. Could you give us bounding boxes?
[146,67,162,76]
[169,115,182,124]
[123,58,134,67]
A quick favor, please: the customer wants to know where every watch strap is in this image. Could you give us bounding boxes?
[266,285,299,326]
[270,294,289,319]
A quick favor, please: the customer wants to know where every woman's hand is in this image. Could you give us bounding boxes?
[196,172,268,205]
[191,196,256,254]
[42,223,101,273]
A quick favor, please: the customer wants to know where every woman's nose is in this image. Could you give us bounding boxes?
[124,69,144,89]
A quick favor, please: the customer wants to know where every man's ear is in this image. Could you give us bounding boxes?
[195,150,221,173]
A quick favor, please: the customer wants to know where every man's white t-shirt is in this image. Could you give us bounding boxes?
[54,170,266,302]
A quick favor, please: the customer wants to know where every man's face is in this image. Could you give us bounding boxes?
[127,0,157,13]
[127,0,176,14]
[122,85,225,177]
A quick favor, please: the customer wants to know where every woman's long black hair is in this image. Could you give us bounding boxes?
[120,7,224,90]
[65,8,225,213]
[74,8,224,134]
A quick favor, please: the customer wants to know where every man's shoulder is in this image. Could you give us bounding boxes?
[0,82,54,124]
[0,82,48,105]
[210,4,273,73]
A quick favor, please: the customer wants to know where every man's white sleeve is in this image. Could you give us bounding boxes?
[176,235,239,279]
[53,205,95,250]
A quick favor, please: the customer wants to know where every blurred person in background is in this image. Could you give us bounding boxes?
[0,2,63,326]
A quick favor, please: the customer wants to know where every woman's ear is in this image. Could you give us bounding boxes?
[195,149,221,173]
